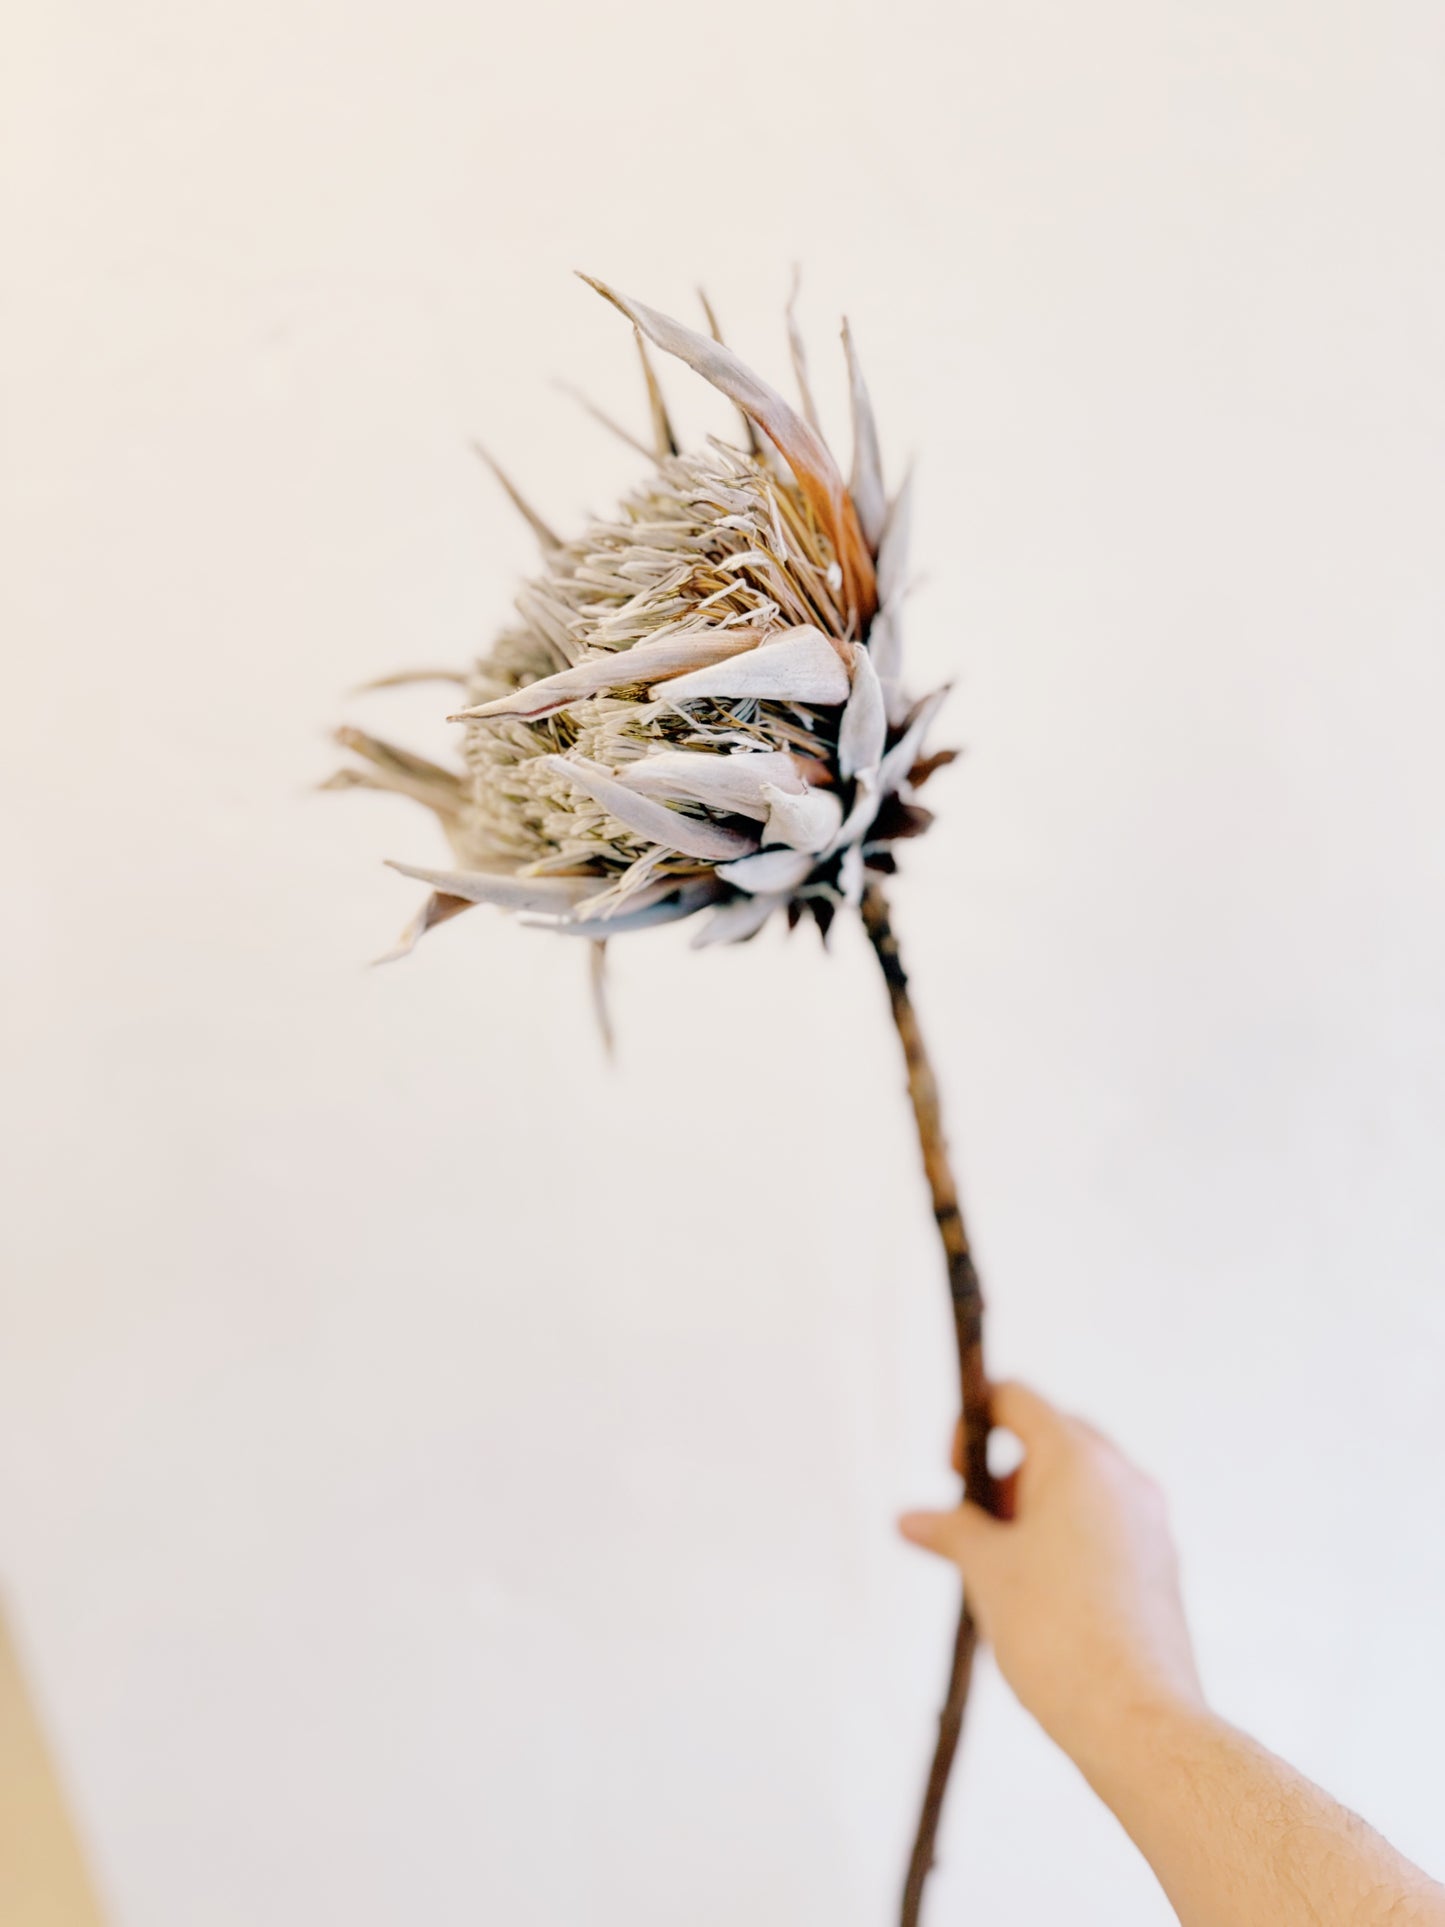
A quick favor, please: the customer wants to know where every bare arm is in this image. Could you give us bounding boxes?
[900,1383,1445,1927]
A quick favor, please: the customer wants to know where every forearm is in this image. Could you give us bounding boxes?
[1079,1698,1445,1927]
[900,1387,1445,1922]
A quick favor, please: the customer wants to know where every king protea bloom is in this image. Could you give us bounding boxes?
[330,276,997,1927]
[329,276,952,959]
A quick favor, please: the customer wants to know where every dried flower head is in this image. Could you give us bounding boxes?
[330,277,952,957]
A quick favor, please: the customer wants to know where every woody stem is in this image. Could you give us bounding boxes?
[860,881,1000,1927]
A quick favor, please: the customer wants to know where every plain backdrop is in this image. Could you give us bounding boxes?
[3,2,1444,1922]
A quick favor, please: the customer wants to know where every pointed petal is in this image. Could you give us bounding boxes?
[332,726,464,819]
[352,667,467,692]
[554,380,654,459]
[878,685,951,797]
[523,879,719,937]
[838,840,865,906]
[838,645,887,780]
[471,442,560,550]
[827,768,882,855]
[865,795,935,846]
[588,941,615,1058]
[715,847,816,895]
[618,748,804,819]
[842,319,886,552]
[786,266,823,434]
[452,627,767,721]
[652,625,850,707]
[569,873,703,921]
[579,275,877,627]
[867,609,910,727]
[806,893,839,947]
[696,288,761,455]
[760,782,845,853]
[690,892,781,947]
[868,605,901,683]
[871,473,915,724]
[877,468,913,607]
[373,890,474,964]
[908,747,960,789]
[542,755,757,862]
[385,860,597,913]
[634,328,678,459]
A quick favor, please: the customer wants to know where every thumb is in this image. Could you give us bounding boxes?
[897,1500,1004,1573]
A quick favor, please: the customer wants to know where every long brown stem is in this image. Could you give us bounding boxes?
[860,881,1000,1927]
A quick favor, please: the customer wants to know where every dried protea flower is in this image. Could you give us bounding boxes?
[330,276,998,1927]
[329,277,951,960]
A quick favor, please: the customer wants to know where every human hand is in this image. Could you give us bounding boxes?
[899,1382,1206,1773]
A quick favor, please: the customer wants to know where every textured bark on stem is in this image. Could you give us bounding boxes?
[860,881,999,1927]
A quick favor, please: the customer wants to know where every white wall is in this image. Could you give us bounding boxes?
[3,2,1444,1921]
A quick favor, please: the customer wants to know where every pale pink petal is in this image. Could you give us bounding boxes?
[878,686,951,797]
[542,755,757,862]
[838,645,887,780]
[618,748,805,819]
[452,627,767,721]
[838,841,865,906]
[690,893,781,947]
[826,769,882,855]
[385,861,596,913]
[842,319,887,552]
[652,625,850,707]
[522,879,720,937]
[760,782,845,853]
[877,469,913,607]
[715,847,817,895]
